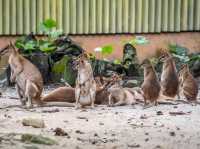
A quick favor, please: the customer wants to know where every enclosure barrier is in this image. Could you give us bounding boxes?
[0,0,200,35]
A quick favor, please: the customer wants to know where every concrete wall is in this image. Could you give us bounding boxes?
[0,32,200,64]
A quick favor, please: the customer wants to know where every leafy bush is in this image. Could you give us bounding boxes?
[15,19,63,55]
[168,44,200,67]
[39,19,63,41]
[15,39,38,54]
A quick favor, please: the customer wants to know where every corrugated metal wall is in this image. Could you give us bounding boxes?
[0,0,200,35]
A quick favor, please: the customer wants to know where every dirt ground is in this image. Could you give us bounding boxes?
[0,87,200,149]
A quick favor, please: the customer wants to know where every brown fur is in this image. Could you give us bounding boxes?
[41,75,121,105]
[7,43,43,108]
[0,43,75,108]
[108,87,141,107]
[41,87,75,102]
[41,86,109,105]
[178,64,198,102]
[75,54,96,108]
[160,50,179,98]
[108,75,145,106]
[141,59,161,106]
[107,75,144,107]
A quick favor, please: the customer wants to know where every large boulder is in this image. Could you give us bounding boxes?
[51,55,76,86]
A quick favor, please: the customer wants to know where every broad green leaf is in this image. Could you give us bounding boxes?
[172,54,190,62]
[189,54,200,62]
[113,59,121,64]
[43,19,57,29]
[101,45,114,56]
[52,56,69,73]
[39,42,56,53]
[169,44,188,56]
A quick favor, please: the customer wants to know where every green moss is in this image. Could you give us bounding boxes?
[52,56,76,85]
[21,134,58,145]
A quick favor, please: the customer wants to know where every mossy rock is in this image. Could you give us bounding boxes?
[51,55,76,86]
[21,134,58,145]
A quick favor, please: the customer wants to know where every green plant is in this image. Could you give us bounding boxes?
[169,44,189,63]
[15,19,63,55]
[94,36,149,61]
[113,59,121,65]
[38,40,56,54]
[15,38,38,54]
[101,45,114,58]
[168,44,200,70]
[39,19,63,41]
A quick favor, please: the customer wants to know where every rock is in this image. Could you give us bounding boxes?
[190,57,200,78]
[21,134,58,145]
[42,109,60,113]
[169,111,189,116]
[157,111,163,115]
[51,55,76,86]
[53,35,83,59]
[75,130,85,134]
[22,118,45,128]
[90,139,98,145]
[0,55,14,87]
[145,132,149,135]
[75,146,81,149]
[140,114,148,119]
[122,43,141,77]
[4,114,11,118]
[91,59,126,77]
[0,70,8,87]
[76,116,88,121]
[77,137,85,142]
[94,133,99,137]
[123,80,138,88]
[54,128,70,137]
[99,122,104,126]
[154,145,163,149]
[169,131,176,136]
[122,76,143,87]
[127,143,140,148]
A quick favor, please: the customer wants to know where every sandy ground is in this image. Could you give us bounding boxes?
[0,87,200,149]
